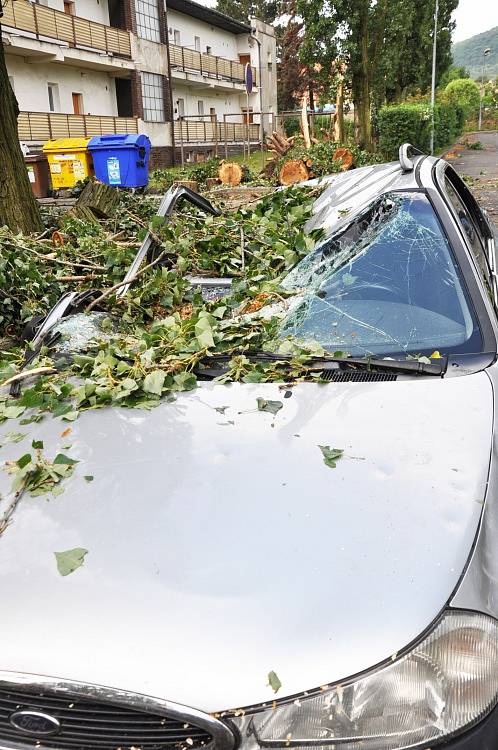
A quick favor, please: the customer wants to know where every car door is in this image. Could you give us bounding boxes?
[442,166,498,308]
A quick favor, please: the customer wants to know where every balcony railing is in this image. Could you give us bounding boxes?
[174,120,260,144]
[18,112,138,141]
[2,0,131,57]
[169,44,256,86]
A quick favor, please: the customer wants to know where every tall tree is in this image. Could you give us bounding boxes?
[297,0,458,150]
[0,17,42,233]
[215,0,276,24]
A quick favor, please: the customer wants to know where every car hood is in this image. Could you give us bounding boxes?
[0,374,492,713]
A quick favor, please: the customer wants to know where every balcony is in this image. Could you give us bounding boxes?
[169,45,257,87]
[18,112,138,142]
[2,0,131,57]
[174,120,260,144]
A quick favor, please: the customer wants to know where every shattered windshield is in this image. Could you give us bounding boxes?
[279,192,481,357]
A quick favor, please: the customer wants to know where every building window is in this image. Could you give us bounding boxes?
[197,100,204,116]
[194,36,201,52]
[173,29,181,45]
[141,72,165,121]
[136,0,161,43]
[206,45,212,54]
[47,82,60,112]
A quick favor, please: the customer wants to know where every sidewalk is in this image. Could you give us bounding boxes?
[444,131,498,222]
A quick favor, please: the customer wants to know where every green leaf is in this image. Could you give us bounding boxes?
[62,410,80,422]
[54,548,88,576]
[31,439,44,449]
[16,453,32,469]
[0,432,27,445]
[53,453,79,466]
[318,445,344,469]
[3,405,26,419]
[267,670,282,693]
[143,370,166,395]
[257,398,283,416]
[84,475,94,482]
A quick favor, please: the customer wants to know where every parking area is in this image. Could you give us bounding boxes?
[446,130,498,223]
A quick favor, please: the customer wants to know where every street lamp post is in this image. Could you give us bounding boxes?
[429,0,439,155]
[478,47,492,131]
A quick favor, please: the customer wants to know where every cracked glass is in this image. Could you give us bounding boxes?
[279,192,481,357]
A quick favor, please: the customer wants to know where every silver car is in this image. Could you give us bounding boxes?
[1,144,498,750]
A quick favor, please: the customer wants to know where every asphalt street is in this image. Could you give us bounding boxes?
[445,130,498,223]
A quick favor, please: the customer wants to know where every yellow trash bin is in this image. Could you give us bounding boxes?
[42,137,93,189]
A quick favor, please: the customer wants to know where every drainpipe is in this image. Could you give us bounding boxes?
[163,1,176,166]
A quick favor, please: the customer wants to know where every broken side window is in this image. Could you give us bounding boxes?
[279,192,481,358]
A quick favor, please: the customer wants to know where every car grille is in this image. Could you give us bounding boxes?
[0,685,213,750]
[321,370,398,382]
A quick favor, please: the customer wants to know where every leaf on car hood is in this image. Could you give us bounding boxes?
[54,548,88,576]
[318,445,344,468]
[267,670,282,693]
[257,398,283,416]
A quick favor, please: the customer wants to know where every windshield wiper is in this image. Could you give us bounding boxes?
[195,351,446,377]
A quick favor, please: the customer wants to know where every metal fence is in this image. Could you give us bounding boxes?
[18,112,138,142]
[2,0,132,57]
[169,44,256,86]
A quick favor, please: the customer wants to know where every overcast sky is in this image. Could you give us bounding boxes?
[198,0,497,44]
[452,0,498,42]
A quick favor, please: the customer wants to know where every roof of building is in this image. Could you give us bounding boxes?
[166,0,252,35]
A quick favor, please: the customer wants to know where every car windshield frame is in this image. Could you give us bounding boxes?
[277,189,488,360]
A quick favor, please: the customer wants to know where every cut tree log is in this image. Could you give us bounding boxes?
[279,159,309,186]
[218,161,244,186]
[266,130,294,157]
[70,179,120,221]
[205,177,220,190]
[333,147,354,171]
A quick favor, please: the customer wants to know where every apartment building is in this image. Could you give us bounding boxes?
[2,0,278,166]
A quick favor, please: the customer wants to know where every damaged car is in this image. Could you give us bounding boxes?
[1,143,498,750]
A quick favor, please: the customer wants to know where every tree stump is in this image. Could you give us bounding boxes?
[279,159,309,186]
[70,179,120,221]
[172,180,199,191]
[205,177,221,190]
[218,161,244,186]
[333,147,354,171]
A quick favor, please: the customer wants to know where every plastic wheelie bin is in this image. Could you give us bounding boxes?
[88,134,151,188]
[42,138,93,189]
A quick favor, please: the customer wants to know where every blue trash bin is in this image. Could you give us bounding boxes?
[88,134,151,188]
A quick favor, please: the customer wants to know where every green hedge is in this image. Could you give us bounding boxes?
[378,103,466,159]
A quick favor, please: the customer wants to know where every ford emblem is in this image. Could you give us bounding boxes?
[10,710,61,736]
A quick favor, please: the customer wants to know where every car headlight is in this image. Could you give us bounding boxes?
[228,610,498,750]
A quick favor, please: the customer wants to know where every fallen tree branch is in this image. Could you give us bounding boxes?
[85,249,169,312]
[0,366,57,389]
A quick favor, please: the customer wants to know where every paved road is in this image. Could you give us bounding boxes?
[445,131,498,223]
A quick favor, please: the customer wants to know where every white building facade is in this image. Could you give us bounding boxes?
[2,0,278,166]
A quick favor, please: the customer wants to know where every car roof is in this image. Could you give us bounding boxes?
[305,154,438,235]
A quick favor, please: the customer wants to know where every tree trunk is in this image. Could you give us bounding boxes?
[0,31,42,233]
[334,75,345,143]
[352,8,373,152]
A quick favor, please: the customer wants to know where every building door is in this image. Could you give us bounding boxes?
[173,29,181,45]
[72,92,83,115]
[63,1,74,14]
[239,54,251,67]
[177,98,185,118]
[210,107,216,122]
[242,107,254,124]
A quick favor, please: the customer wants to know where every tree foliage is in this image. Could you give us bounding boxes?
[444,77,481,116]
[215,0,276,24]
[296,0,458,150]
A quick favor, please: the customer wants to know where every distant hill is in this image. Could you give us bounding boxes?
[452,27,498,80]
